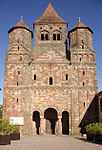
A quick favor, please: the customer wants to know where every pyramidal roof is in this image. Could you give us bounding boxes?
[69,20,93,33]
[14,20,31,31]
[72,21,87,29]
[8,19,33,35]
[34,3,67,24]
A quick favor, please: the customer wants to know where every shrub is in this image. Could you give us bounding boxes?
[10,125,20,134]
[0,118,11,135]
[86,123,102,135]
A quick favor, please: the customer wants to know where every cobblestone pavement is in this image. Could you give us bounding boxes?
[0,135,102,150]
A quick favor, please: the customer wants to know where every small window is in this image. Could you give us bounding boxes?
[18,46,19,50]
[83,102,85,107]
[83,82,85,86]
[59,27,62,29]
[41,34,44,40]
[53,34,56,40]
[57,34,60,40]
[50,27,52,29]
[83,71,85,75]
[20,57,22,61]
[82,45,84,49]
[17,98,18,103]
[40,27,42,29]
[66,74,68,80]
[18,71,20,75]
[49,77,53,85]
[17,82,18,86]
[45,34,48,40]
[80,58,82,62]
[34,74,36,80]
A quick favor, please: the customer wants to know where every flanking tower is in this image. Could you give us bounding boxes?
[68,19,98,132]
[3,19,33,133]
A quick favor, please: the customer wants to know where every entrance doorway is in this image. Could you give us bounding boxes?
[44,108,58,134]
[32,111,40,135]
[62,111,69,134]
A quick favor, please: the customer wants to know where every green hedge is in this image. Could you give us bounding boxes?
[85,123,102,135]
[0,118,20,135]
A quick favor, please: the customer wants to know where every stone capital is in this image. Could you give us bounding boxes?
[40,116,44,119]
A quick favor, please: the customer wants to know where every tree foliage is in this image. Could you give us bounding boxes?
[0,118,20,135]
[0,105,2,119]
[86,123,102,135]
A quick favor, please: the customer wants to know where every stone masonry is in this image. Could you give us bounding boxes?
[3,3,98,135]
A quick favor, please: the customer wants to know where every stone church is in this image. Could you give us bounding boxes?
[3,3,98,135]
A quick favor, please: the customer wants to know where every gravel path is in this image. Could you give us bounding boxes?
[0,135,102,150]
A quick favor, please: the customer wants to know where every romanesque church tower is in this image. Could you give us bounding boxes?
[3,3,98,135]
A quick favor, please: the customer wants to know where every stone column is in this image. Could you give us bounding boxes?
[55,121,58,135]
[40,116,45,135]
[32,121,36,135]
[58,116,62,135]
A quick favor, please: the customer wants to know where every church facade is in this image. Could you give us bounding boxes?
[3,3,98,135]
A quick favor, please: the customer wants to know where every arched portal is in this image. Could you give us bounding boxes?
[44,108,58,134]
[32,111,40,135]
[62,111,69,134]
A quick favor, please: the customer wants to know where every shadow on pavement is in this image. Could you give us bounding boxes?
[74,137,102,145]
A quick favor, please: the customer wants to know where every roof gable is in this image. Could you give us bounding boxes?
[34,3,67,24]
[32,48,69,63]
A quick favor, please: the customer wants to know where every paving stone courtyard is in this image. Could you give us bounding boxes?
[0,135,102,150]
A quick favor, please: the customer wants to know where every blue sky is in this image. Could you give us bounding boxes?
[0,0,102,105]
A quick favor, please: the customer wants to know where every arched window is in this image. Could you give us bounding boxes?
[20,56,22,61]
[66,74,68,80]
[53,34,56,40]
[53,31,61,41]
[17,98,18,103]
[41,31,49,41]
[34,74,36,80]
[45,34,48,40]
[83,71,85,75]
[41,34,44,40]
[18,71,20,75]
[49,77,53,85]
[18,46,19,50]
[57,34,60,40]
[83,82,85,86]
[82,45,84,49]
[83,102,85,107]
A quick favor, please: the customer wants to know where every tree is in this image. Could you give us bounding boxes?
[0,105,2,119]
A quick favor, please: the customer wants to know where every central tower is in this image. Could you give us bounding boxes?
[33,3,67,56]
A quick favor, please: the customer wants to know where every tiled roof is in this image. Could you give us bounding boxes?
[69,21,93,34]
[14,20,31,31]
[72,21,87,29]
[34,3,67,24]
[8,20,33,36]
